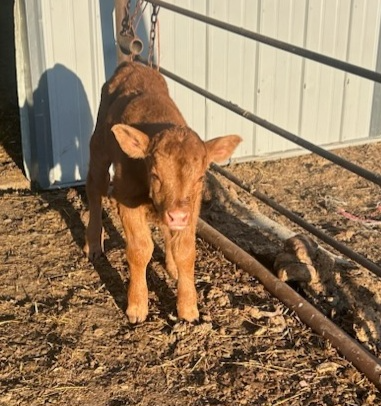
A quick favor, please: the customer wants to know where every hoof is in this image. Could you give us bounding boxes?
[177,304,199,323]
[126,304,148,324]
[84,228,105,261]
[83,243,104,261]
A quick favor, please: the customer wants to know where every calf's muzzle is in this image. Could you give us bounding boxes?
[165,209,190,231]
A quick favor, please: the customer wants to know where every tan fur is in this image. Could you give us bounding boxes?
[84,62,242,323]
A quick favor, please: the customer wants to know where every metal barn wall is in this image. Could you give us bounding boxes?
[14,0,113,188]
[14,0,381,188]
[158,0,381,161]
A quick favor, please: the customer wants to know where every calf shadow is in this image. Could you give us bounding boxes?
[42,187,127,311]
[42,186,177,318]
[41,183,281,322]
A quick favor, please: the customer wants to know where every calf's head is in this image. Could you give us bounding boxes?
[112,124,242,230]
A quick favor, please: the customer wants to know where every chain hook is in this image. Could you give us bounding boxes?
[118,0,144,58]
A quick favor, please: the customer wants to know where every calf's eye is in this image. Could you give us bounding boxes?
[151,173,161,182]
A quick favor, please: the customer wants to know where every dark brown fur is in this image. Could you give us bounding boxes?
[85,62,241,323]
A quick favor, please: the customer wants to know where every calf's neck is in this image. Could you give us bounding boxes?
[85,62,242,323]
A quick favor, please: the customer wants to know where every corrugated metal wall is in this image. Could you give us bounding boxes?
[41,1,106,184]
[159,0,381,161]
[15,0,381,188]
[15,0,110,188]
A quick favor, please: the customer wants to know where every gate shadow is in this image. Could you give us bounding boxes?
[200,183,381,350]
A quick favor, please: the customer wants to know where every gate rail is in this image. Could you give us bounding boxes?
[141,1,381,276]
[145,0,381,84]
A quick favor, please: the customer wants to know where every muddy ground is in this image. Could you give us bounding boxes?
[1,107,381,405]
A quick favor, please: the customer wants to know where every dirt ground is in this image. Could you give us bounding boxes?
[1,106,381,405]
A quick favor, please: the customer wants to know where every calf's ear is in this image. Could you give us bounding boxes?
[111,124,150,158]
[205,135,242,164]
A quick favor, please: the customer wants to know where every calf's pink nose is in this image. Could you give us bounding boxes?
[166,210,190,229]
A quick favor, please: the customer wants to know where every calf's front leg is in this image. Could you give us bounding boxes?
[170,230,199,322]
[118,204,153,323]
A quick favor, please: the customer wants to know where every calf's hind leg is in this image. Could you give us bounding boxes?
[84,139,110,260]
[161,226,178,280]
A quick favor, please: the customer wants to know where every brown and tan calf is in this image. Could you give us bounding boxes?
[84,62,241,323]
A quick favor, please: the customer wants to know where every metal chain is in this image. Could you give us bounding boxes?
[120,0,132,36]
[130,0,145,28]
[120,0,145,37]
[148,4,160,67]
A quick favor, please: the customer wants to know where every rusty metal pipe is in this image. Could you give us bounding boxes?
[197,218,381,390]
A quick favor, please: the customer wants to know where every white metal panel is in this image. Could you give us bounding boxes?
[41,0,105,185]
[158,0,207,136]
[205,0,259,159]
[16,0,56,187]
[341,0,381,142]
[14,0,34,182]
[300,0,351,146]
[255,0,307,155]
[15,0,110,188]
[157,0,381,161]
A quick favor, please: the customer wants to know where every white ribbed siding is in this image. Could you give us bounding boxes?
[41,0,106,184]
[15,0,108,187]
[157,0,208,138]
[159,0,381,160]
[15,0,381,188]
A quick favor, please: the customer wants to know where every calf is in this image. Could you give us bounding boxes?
[84,62,241,323]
